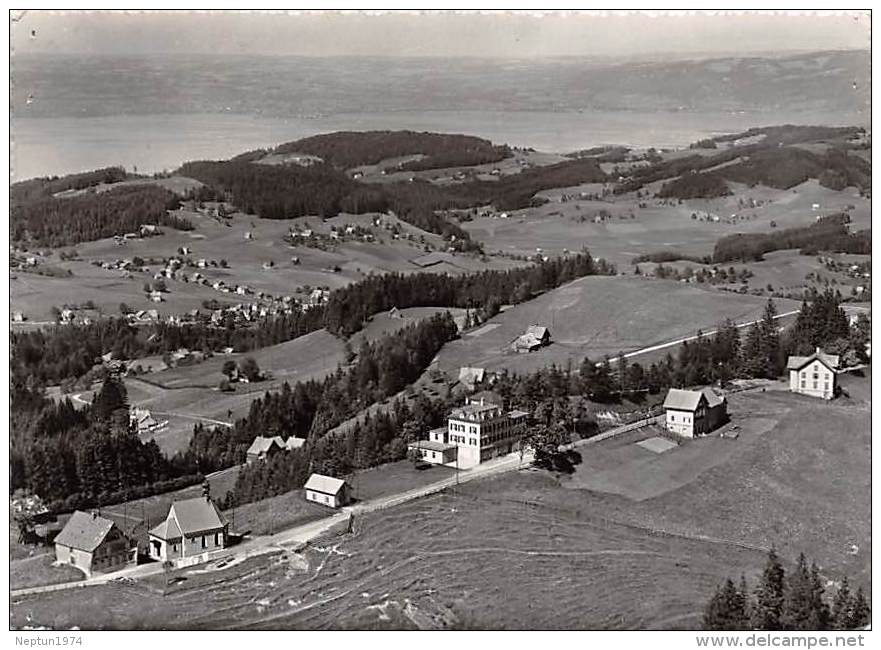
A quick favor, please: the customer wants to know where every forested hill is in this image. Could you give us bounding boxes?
[235,130,512,171]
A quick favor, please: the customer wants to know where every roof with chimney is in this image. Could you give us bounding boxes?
[786,348,841,372]
[149,496,226,541]
[54,510,119,552]
[246,435,286,456]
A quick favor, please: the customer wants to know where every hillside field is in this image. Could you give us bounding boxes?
[12,369,869,630]
[435,274,800,376]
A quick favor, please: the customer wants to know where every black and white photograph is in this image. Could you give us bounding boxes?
[5,5,873,641]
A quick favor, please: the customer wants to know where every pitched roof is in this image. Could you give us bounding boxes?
[285,436,307,451]
[700,387,726,408]
[247,436,285,456]
[662,388,706,412]
[786,348,840,372]
[163,497,225,538]
[148,516,181,542]
[513,333,543,349]
[54,511,117,552]
[526,325,550,339]
[304,473,347,496]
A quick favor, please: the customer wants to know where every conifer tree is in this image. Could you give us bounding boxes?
[831,577,852,630]
[752,548,786,630]
[704,578,749,630]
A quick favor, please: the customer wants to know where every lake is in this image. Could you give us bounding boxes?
[11,108,860,181]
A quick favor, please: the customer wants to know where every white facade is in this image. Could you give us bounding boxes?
[447,402,527,468]
[789,359,836,399]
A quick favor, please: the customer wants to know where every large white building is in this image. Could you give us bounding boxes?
[409,396,529,469]
[787,348,840,400]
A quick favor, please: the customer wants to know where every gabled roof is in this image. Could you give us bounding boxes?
[285,436,307,451]
[700,387,726,408]
[526,325,550,339]
[54,511,117,552]
[247,436,285,456]
[150,497,225,540]
[787,348,840,372]
[304,473,347,496]
[663,388,706,412]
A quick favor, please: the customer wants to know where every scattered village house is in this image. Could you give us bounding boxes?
[130,407,158,433]
[148,495,227,563]
[246,435,286,463]
[304,474,351,508]
[787,348,840,400]
[512,325,552,353]
[54,510,137,577]
[408,395,529,469]
[662,387,728,438]
[285,436,307,451]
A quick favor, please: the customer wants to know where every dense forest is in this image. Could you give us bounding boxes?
[10,166,129,204]
[237,130,511,171]
[656,170,732,199]
[11,374,200,512]
[12,253,608,385]
[616,124,869,198]
[322,252,612,336]
[186,313,459,475]
[712,214,871,263]
[11,184,190,247]
[703,549,870,631]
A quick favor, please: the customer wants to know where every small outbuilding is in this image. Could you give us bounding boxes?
[304,474,350,509]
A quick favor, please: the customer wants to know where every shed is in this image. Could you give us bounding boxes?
[304,474,350,508]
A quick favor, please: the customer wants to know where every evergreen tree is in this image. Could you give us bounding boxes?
[831,577,852,630]
[704,578,750,630]
[782,553,815,629]
[752,549,786,630]
[847,588,870,629]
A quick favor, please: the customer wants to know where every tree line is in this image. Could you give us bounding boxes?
[185,312,459,475]
[703,549,869,630]
[10,166,129,205]
[13,253,608,385]
[712,214,870,263]
[11,184,191,247]
[11,374,200,513]
[239,130,511,171]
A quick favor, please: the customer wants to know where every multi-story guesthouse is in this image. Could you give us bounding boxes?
[54,510,137,577]
[408,395,529,469]
[787,347,840,400]
[148,496,227,563]
[662,387,728,438]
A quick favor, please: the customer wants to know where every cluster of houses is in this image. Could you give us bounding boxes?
[112,224,162,245]
[245,435,307,463]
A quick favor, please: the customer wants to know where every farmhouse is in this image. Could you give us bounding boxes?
[304,474,350,508]
[512,325,551,353]
[663,387,727,438]
[139,224,160,237]
[246,435,286,463]
[148,496,227,563]
[54,511,136,578]
[130,407,158,433]
[787,348,839,400]
[409,397,528,469]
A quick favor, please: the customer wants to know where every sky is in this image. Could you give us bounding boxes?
[10,10,871,59]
